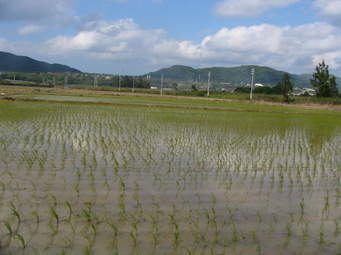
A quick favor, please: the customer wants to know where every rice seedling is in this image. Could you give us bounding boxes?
[83,245,94,255]
[299,197,305,222]
[319,223,326,247]
[334,220,340,238]
[322,190,330,219]
[108,222,119,250]
[51,206,60,224]
[30,210,40,235]
[14,233,26,249]
[65,201,73,223]
[0,98,340,254]
[3,219,13,234]
[10,203,21,232]
[61,235,74,249]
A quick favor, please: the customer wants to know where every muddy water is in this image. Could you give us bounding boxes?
[0,101,340,255]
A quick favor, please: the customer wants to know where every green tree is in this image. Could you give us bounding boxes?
[136,77,150,89]
[280,73,293,102]
[311,61,338,97]
[329,76,339,97]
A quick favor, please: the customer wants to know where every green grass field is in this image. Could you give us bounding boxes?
[0,94,340,254]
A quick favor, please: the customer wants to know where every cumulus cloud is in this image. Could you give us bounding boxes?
[18,25,45,35]
[0,0,75,23]
[313,51,341,69]
[45,19,166,59]
[201,22,341,71]
[43,18,341,74]
[314,0,341,25]
[214,0,300,18]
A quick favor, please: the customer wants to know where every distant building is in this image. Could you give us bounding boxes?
[245,83,265,87]
[291,87,316,96]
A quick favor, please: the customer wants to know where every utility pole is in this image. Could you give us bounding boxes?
[207,71,211,97]
[53,76,56,87]
[64,75,68,89]
[160,74,164,96]
[118,74,121,91]
[132,77,135,93]
[250,68,255,101]
[94,75,98,88]
[147,75,151,90]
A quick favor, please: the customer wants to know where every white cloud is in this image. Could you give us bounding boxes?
[314,0,341,25]
[112,0,163,3]
[0,38,31,55]
[200,22,341,71]
[0,38,8,48]
[313,51,341,69]
[42,18,341,74]
[0,0,75,23]
[45,19,166,59]
[18,25,45,35]
[0,38,15,52]
[214,0,301,17]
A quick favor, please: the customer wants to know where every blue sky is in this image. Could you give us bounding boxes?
[1,0,341,75]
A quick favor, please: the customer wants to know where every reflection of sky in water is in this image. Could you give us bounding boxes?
[1,104,341,253]
[2,109,340,180]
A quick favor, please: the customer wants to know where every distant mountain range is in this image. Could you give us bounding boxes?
[0,51,81,73]
[1,51,339,89]
[147,65,341,88]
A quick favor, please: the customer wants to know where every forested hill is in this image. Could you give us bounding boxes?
[0,51,81,73]
[147,65,341,88]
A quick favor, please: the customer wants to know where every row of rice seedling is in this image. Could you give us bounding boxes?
[0,100,340,254]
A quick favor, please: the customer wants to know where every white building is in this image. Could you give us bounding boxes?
[291,87,316,96]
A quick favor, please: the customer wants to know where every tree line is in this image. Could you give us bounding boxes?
[0,72,151,89]
[115,76,150,89]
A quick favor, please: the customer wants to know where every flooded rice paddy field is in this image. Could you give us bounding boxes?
[0,100,340,255]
